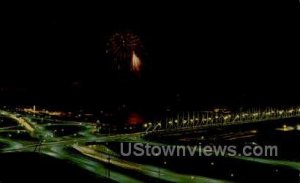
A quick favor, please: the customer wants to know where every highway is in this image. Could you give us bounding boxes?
[0,110,233,183]
[0,109,299,182]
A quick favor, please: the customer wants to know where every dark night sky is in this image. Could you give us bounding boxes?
[1,1,299,112]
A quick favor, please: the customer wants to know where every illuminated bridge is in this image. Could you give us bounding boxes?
[143,107,300,134]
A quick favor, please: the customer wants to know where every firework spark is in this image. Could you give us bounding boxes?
[131,51,142,72]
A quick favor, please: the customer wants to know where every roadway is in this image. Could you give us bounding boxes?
[1,109,299,182]
[0,110,233,183]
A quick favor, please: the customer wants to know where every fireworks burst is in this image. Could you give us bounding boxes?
[106,32,143,73]
[131,51,142,72]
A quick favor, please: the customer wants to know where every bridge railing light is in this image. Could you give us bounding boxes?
[144,107,300,133]
[242,113,248,118]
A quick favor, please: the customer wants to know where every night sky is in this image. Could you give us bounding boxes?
[1,1,299,112]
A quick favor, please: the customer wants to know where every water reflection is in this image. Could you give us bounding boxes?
[275,124,295,132]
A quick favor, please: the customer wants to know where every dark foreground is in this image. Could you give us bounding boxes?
[0,152,114,183]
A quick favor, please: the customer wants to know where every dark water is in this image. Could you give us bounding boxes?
[148,119,300,162]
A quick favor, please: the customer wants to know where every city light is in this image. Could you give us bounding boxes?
[0,106,299,182]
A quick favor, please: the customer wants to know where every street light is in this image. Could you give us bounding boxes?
[242,113,248,118]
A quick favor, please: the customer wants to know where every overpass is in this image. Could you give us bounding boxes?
[143,107,300,134]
